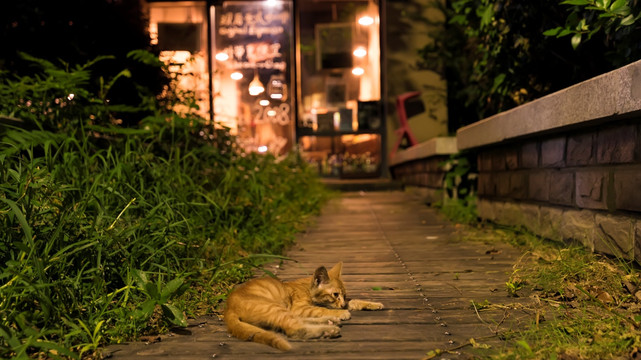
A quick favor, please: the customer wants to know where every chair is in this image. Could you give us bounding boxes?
[390,91,424,158]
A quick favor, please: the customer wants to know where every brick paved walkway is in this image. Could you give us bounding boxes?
[106,191,533,359]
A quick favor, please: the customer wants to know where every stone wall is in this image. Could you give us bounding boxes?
[389,137,457,204]
[474,119,641,261]
[457,59,641,263]
[390,59,641,262]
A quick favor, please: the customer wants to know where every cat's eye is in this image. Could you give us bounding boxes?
[333,292,340,298]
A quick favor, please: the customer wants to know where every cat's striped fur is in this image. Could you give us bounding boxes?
[224,262,384,350]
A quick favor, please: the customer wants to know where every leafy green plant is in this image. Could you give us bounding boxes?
[505,276,525,297]
[418,0,641,127]
[132,270,189,328]
[0,52,329,358]
[544,0,640,49]
[434,153,478,224]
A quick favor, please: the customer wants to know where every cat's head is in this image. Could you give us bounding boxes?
[310,262,347,309]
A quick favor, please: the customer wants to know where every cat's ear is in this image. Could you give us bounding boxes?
[328,262,343,279]
[313,266,330,287]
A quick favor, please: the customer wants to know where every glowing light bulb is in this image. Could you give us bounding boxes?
[249,73,265,96]
[215,52,229,61]
[353,46,367,58]
[259,99,270,106]
[352,67,365,76]
[258,145,268,153]
[231,72,243,80]
[358,16,374,26]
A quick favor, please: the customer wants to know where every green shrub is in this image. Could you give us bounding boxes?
[420,0,641,128]
[0,52,328,358]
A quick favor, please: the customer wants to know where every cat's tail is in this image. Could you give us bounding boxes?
[224,310,292,351]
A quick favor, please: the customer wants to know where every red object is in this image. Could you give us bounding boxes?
[390,91,420,158]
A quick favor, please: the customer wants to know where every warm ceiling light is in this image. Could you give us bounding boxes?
[259,99,270,106]
[352,67,365,76]
[353,46,367,58]
[249,72,265,96]
[358,16,374,26]
[215,52,229,61]
[231,72,243,80]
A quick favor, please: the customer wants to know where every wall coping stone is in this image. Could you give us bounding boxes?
[389,136,458,166]
[457,59,641,151]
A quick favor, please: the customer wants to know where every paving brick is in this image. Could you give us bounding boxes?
[549,170,574,206]
[614,168,641,212]
[519,203,541,233]
[412,161,426,173]
[418,173,429,187]
[477,198,498,221]
[520,141,539,168]
[426,157,444,173]
[501,201,525,228]
[561,209,596,249]
[538,205,564,242]
[594,213,635,260]
[477,173,495,196]
[496,172,511,197]
[541,137,566,168]
[566,132,595,166]
[505,147,519,170]
[575,170,608,210]
[597,124,637,164]
[509,171,528,199]
[427,173,444,188]
[528,170,549,202]
[491,149,506,171]
[478,151,493,172]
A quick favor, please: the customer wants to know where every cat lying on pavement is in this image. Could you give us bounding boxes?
[224,262,384,350]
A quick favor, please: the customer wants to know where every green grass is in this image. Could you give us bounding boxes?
[0,52,330,358]
[495,232,641,359]
[444,216,641,359]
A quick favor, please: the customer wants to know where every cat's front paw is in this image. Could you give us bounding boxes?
[348,299,384,311]
[337,310,351,320]
[366,301,384,310]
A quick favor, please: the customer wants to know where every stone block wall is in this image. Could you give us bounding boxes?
[456,59,641,263]
[390,156,450,203]
[389,137,458,204]
[475,119,641,261]
[477,121,641,211]
[391,60,641,262]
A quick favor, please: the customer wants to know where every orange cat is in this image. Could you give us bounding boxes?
[224,262,384,351]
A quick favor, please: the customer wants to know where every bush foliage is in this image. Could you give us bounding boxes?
[420,0,641,129]
[0,52,328,358]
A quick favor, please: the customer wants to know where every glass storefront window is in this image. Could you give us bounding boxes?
[148,1,210,119]
[296,0,382,177]
[149,0,383,178]
[211,0,295,155]
[299,134,381,178]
